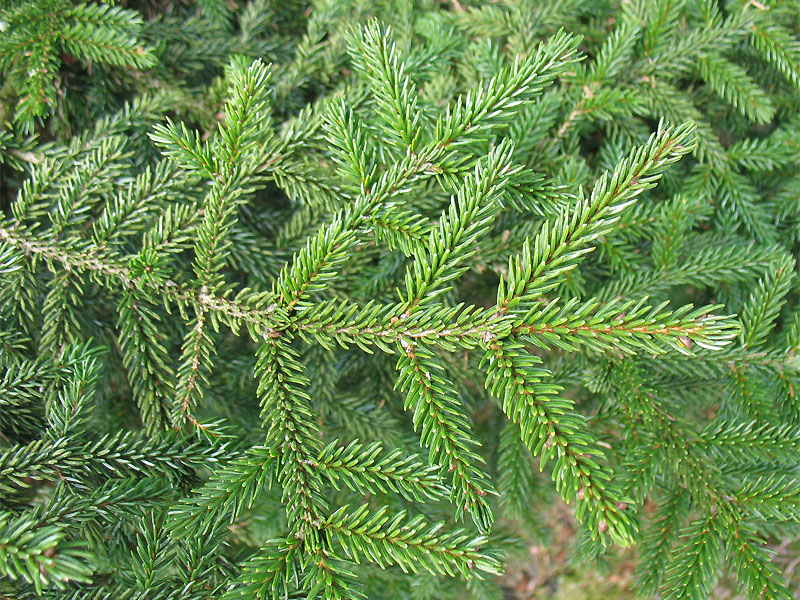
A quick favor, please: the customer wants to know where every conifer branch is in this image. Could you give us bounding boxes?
[325,504,502,577]
[0,223,284,337]
[0,511,93,593]
[635,487,691,595]
[295,300,509,352]
[725,520,793,600]
[700,421,800,463]
[515,297,737,355]
[322,100,376,192]
[225,538,299,600]
[316,440,447,502]
[306,550,365,600]
[740,255,796,349]
[2,5,799,598]
[396,341,495,532]
[435,30,583,152]
[482,339,635,546]
[661,516,724,600]
[170,60,273,429]
[348,21,423,152]
[168,446,275,538]
[402,141,516,311]
[749,22,800,88]
[497,121,697,313]
[255,338,325,547]
[698,53,775,124]
[116,291,174,434]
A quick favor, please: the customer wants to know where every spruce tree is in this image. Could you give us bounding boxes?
[1,1,799,599]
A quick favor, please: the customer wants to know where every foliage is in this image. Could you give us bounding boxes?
[1,1,799,599]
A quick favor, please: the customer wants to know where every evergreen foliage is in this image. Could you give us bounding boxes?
[1,1,799,599]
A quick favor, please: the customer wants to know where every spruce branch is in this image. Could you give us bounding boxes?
[497,121,696,313]
[740,255,795,349]
[306,550,365,600]
[0,222,285,340]
[1,6,798,599]
[48,135,131,241]
[661,515,724,600]
[255,338,326,547]
[0,0,155,131]
[149,120,217,178]
[698,53,775,124]
[699,420,800,464]
[322,99,377,192]
[82,430,232,481]
[348,21,424,152]
[316,440,447,503]
[735,476,800,524]
[496,422,539,519]
[434,29,583,152]
[596,239,786,302]
[162,61,275,429]
[295,299,510,353]
[515,297,738,356]
[91,161,187,254]
[0,511,93,593]
[635,487,691,595]
[725,520,794,600]
[168,446,274,538]
[59,7,156,69]
[482,339,635,546]
[325,504,502,577]
[116,290,174,434]
[0,437,79,496]
[224,538,300,600]
[749,21,800,89]
[552,20,641,143]
[396,341,495,533]
[402,140,516,310]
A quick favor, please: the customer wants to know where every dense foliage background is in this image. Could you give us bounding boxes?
[1,1,800,599]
